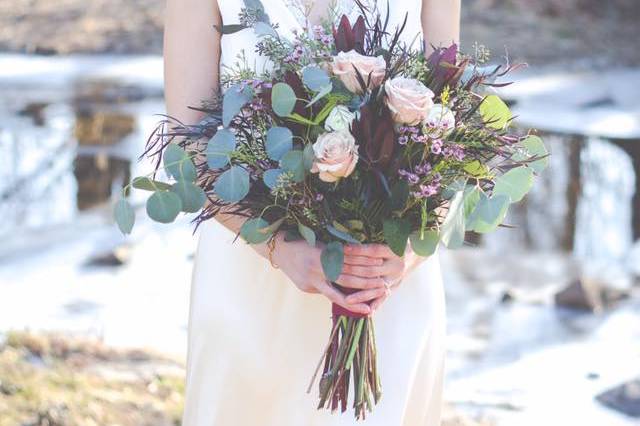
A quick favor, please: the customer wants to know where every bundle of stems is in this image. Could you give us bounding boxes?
[309,313,382,420]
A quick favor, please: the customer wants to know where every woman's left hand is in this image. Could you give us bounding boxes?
[340,243,425,312]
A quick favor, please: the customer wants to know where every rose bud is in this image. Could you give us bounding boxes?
[332,50,386,94]
[311,130,359,183]
[384,77,435,125]
[324,105,356,132]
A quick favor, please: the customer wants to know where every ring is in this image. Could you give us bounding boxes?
[382,277,393,291]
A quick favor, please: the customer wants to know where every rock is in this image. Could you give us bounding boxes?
[596,379,640,418]
[554,279,603,312]
[500,289,515,304]
[84,245,131,267]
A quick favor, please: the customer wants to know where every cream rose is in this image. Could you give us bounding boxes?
[332,50,386,94]
[324,105,356,131]
[311,130,359,183]
[425,104,456,131]
[384,77,435,125]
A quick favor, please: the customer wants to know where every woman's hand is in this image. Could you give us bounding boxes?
[270,234,389,316]
[341,244,426,312]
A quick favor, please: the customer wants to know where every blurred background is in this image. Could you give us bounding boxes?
[0,0,639,425]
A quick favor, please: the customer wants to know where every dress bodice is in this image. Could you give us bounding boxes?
[217,0,423,73]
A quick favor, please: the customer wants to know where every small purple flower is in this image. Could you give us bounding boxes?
[415,163,432,175]
[398,135,409,145]
[430,139,443,155]
[315,193,324,202]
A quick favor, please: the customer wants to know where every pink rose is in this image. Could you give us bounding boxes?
[311,130,359,183]
[331,50,386,94]
[384,77,435,125]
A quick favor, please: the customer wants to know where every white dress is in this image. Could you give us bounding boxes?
[182,1,446,425]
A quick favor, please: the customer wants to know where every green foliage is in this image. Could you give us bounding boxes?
[265,127,293,161]
[214,166,250,202]
[383,218,411,256]
[146,191,182,224]
[298,223,317,246]
[303,67,331,91]
[263,168,285,189]
[520,135,549,173]
[114,198,135,235]
[164,144,197,182]
[132,177,172,192]
[207,129,237,169]
[493,167,534,203]
[240,218,272,244]
[223,84,253,127]
[480,95,512,129]
[467,193,510,233]
[171,180,206,213]
[410,230,439,257]
[271,83,297,117]
[279,150,305,182]
[321,242,344,282]
[441,190,466,249]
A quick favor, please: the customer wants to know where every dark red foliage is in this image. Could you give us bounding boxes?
[352,105,396,170]
[426,43,461,95]
[333,15,366,54]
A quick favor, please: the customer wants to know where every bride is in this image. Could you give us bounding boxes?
[164,0,460,424]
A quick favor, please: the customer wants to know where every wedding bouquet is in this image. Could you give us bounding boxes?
[114,2,547,420]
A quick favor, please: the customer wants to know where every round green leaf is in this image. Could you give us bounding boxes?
[480,94,512,129]
[463,186,481,221]
[214,166,250,202]
[410,230,440,257]
[171,180,206,213]
[146,191,182,224]
[271,82,297,117]
[207,129,236,169]
[321,242,344,282]
[254,22,277,37]
[493,167,534,203]
[240,218,272,244]
[303,143,315,172]
[114,198,135,235]
[383,218,411,257]
[467,193,510,233]
[441,190,466,249]
[521,135,549,173]
[223,84,253,127]
[265,127,293,161]
[263,168,284,189]
[298,223,316,246]
[279,150,305,182]
[303,67,331,92]
[164,144,197,182]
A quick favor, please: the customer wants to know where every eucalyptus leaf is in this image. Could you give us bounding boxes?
[441,190,465,249]
[521,135,549,173]
[463,186,481,220]
[271,83,297,117]
[254,22,277,37]
[214,166,250,202]
[467,193,510,233]
[493,167,534,203]
[146,191,182,224]
[218,24,247,35]
[171,180,206,213]
[132,177,172,192]
[223,84,253,127]
[279,150,305,182]
[410,230,439,257]
[306,83,333,108]
[464,160,489,178]
[327,225,360,244]
[303,67,331,92]
[263,168,284,189]
[114,198,135,235]
[480,94,512,129]
[321,242,344,282]
[240,218,272,244]
[164,144,197,182]
[298,223,316,246]
[207,129,236,169]
[383,218,412,257]
[265,127,293,161]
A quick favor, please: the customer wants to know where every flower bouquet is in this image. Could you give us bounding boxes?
[114,2,547,420]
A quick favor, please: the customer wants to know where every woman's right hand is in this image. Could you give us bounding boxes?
[271,234,387,316]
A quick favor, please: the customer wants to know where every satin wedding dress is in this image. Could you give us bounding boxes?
[182,1,446,425]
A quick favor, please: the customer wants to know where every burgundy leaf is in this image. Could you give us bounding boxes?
[335,15,355,52]
[352,16,366,54]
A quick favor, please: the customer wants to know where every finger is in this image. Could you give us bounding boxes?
[316,281,371,315]
[335,274,385,290]
[342,263,391,278]
[344,244,396,259]
[370,293,389,312]
[344,255,384,267]
[345,287,387,304]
